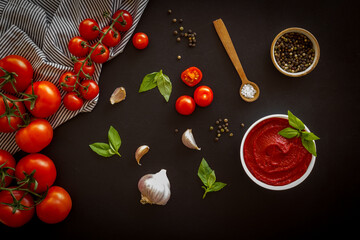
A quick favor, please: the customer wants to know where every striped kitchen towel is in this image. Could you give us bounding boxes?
[0,0,149,154]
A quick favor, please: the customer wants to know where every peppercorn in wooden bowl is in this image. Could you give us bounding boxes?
[270,27,320,77]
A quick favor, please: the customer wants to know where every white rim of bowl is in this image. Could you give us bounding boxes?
[240,114,316,190]
[270,27,320,77]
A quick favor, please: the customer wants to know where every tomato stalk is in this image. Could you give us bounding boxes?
[0,66,19,93]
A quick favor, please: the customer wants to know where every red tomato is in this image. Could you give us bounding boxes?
[15,119,53,153]
[132,32,149,49]
[112,10,133,32]
[36,186,72,224]
[73,57,95,79]
[101,26,121,47]
[63,92,83,111]
[0,189,35,228]
[181,67,203,87]
[23,81,61,118]
[78,79,99,100]
[0,94,26,133]
[194,85,213,107]
[68,36,89,57]
[0,55,33,94]
[0,149,16,187]
[90,43,109,64]
[15,153,56,193]
[175,95,196,115]
[59,71,77,92]
[79,18,99,41]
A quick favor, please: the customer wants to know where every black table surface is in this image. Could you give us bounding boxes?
[2,0,360,239]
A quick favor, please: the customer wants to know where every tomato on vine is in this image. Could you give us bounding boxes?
[112,10,133,32]
[59,71,77,92]
[63,92,83,111]
[79,18,100,41]
[68,36,90,57]
[101,26,121,47]
[73,57,95,79]
[90,43,109,63]
[0,149,16,188]
[78,79,99,100]
[0,93,26,133]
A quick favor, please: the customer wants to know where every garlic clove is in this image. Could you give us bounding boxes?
[182,129,201,150]
[110,87,126,104]
[138,169,171,205]
[135,145,149,166]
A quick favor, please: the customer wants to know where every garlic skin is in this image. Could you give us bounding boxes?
[138,169,171,205]
[135,145,149,165]
[182,129,201,150]
[110,87,126,104]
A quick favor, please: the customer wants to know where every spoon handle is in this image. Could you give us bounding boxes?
[213,18,249,83]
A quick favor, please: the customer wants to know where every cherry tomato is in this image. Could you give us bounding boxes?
[79,18,99,41]
[68,36,89,57]
[15,119,53,153]
[132,32,149,50]
[78,79,99,100]
[101,26,121,47]
[112,10,133,32]
[0,94,26,133]
[194,85,214,107]
[0,149,16,187]
[175,95,196,115]
[23,81,61,118]
[0,55,33,94]
[63,92,83,111]
[59,71,77,92]
[90,43,109,64]
[181,67,203,87]
[0,189,35,228]
[15,153,56,193]
[36,186,72,224]
[73,57,95,79]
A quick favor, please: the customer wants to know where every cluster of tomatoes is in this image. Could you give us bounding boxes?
[61,10,134,111]
[0,149,71,227]
[175,67,214,115]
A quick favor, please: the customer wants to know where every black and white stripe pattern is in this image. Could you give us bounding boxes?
[0,0,149,154]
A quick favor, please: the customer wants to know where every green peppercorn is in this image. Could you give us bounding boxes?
[229,133,234,137]
[179,26,184,31]
[217,134,221,137]
[210,126,214,131]
[220,128,224,133]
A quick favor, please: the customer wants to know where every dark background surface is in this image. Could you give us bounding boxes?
[2,0,360,239]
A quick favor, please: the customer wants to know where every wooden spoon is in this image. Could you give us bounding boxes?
[213,18,260,102]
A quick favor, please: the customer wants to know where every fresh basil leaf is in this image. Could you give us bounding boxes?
[278,127,300,139]
[156,70,172,102]
[108,126,121,151]
[89,142,114,157]
[139,72,158,93]
[302,131,320,141]
[208,182,227,192]
[301,138,317,157]
[207,170,216,188]
[198,158,213,186]
[288,110,305,131]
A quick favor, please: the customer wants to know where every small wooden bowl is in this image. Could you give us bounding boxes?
[270,27,320,77]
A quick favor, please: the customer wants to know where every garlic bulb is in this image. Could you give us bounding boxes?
[138,169,171,205]
[135,145,149,165]
[182,129,201,150]
[110,87,126,104]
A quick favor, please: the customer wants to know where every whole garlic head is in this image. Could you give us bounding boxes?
[138,169,171,205]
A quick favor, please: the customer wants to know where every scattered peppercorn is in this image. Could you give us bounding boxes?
[175,128,179,133]
[177,55,181,60]
[173,30,178,35]
[224,118,228,123]
[210,126,214,131]
[176,37,181,42]
[241,123,245,127]
[179,26,184,31]
[179,18,183,23]
[168,9,172,14]
[229,133,234,137]
[172,18,177,23]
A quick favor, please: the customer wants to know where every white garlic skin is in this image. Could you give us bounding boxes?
[182,129,201,150]
[138,169,171,205]
[135,145,149,165]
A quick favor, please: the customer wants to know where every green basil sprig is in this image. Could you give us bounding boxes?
[198,158,227,199]
[89,126,122,158]
[278,110,320,156]
[139,70,172,102]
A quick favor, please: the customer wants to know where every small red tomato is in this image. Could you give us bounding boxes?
[194,85,214,107]
[68,36,89,57]
[0,149,16,187]
[79,18,100,41]
[73,58,95,79]
[112,10,133,32]
[15,153,56,193]
[63,92,83,111]
[132,32,149,49]
[90,43,109,63]
[101,26,121,47]
[36,186,72,224]
[175,95,196,115]
[78,79,99,100]
[0,94,26,133]
[15,119,53,153]
[181,67,203,87]
[59,71,77,92]
[0,189,35,228]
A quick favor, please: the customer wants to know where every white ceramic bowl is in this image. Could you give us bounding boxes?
[240,114,316,190]
[270,27,320,77]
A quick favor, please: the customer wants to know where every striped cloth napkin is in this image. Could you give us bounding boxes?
[0,0,149,154]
